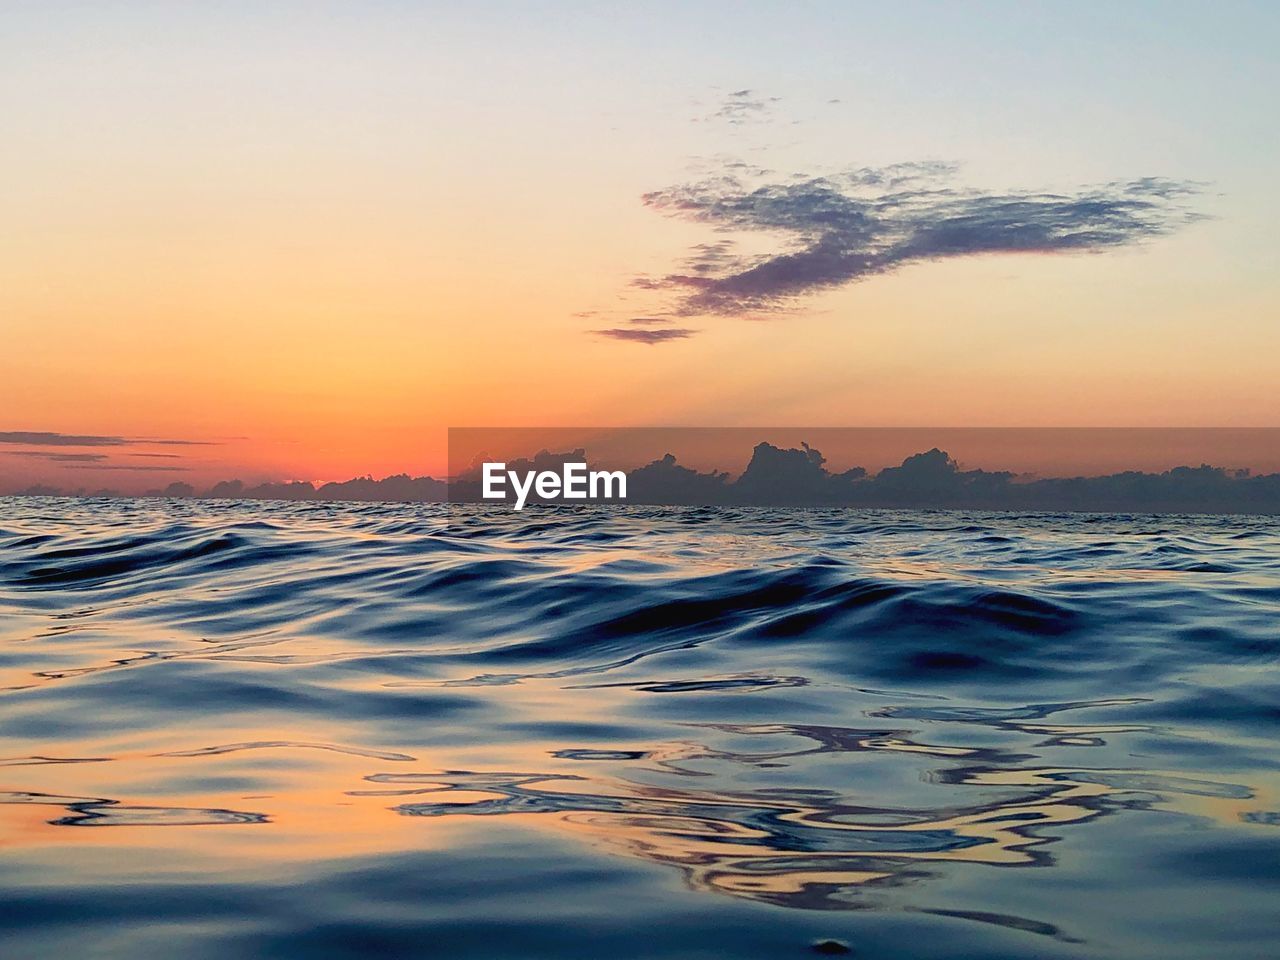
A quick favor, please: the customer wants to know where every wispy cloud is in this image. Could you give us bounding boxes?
[60,463,189,472]
[638,163,1205,316]
[0,431,130,447]
[704,89,780,126]
[0,430,215,447]
[594,328,696,345]
[4,451,108,463]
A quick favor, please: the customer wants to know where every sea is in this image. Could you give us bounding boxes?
[1,498,1278,959]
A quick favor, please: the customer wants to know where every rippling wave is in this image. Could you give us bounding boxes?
[2,498,1279,958]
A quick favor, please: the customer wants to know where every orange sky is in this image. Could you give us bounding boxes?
[2,4,1277,492]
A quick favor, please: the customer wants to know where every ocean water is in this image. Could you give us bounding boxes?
[1,499,1278,960]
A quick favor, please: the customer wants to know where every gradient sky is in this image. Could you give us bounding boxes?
[2,1,1278,489]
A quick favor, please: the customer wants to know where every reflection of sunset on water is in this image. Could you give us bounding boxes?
[381,737,1275,912]
[3,502,1279,956]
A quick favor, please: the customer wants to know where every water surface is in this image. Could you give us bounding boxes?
[2,499,1278,958]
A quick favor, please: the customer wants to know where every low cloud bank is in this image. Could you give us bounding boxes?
[8,442,1277,514]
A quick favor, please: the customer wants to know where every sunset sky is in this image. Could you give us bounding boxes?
[3,2,1278,490]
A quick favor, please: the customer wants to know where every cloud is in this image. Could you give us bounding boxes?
[4,451,108,462]
[626,317,673,325]
[0,430,214,447]
[594,328,696,345]
[681,239,741,276]
[0,431,129,446]
[639,164,1204,315]
[61,463,190,472]
[2,447,190,472]
[629,277,669,291]
[706,89,780,125]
